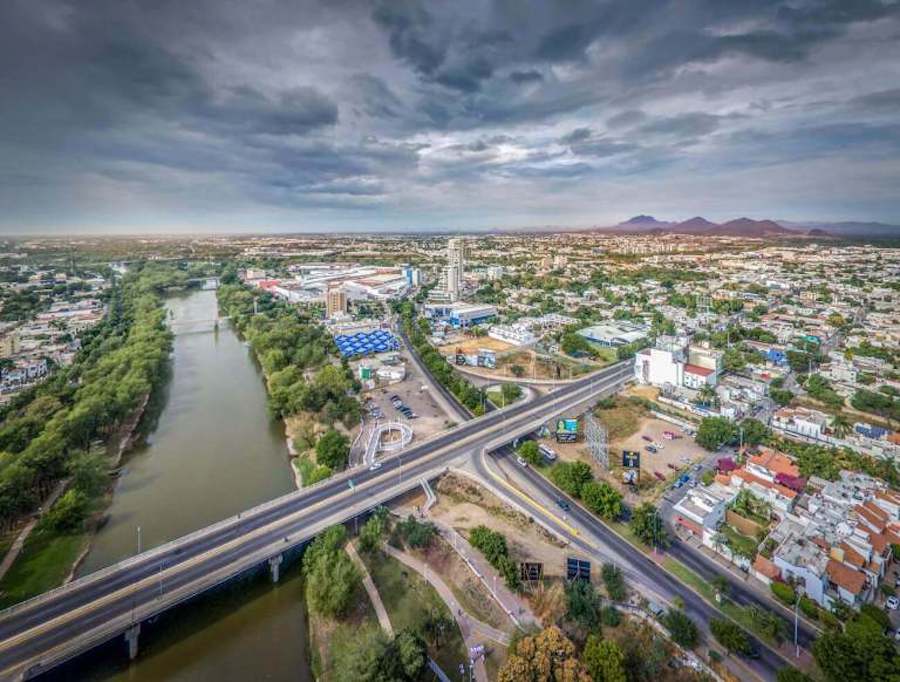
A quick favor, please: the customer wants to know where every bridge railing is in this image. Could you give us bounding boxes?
[0,361,632,623]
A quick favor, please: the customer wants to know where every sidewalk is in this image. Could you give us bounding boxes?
[383,543,493,682]
[428,516,540,630]
[346,541,394,636]
[0,478,69,583]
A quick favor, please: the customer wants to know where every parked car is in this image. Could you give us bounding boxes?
[886,595,899,610]
[642,435,653,442]
[645,445,657,453]
[663,431,676,440]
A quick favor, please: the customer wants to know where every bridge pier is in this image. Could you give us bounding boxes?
[268,554,283,583]
[124,624,141,661]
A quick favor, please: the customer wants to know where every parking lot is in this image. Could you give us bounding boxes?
[615,417,705,486]
[359,348,457,445]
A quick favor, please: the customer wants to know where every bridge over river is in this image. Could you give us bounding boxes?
[0,362,632,681]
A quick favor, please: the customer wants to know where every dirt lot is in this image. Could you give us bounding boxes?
[533,414,705,503]
[431,473,567,577]
[444,334,515,354]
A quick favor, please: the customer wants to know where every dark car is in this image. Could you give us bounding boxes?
[555,499,571,512]
[641,435,653,442]
[645,445,658,453]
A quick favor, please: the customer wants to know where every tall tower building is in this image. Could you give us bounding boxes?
[446,238,465,297]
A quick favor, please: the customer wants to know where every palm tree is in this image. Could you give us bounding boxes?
[698,384,717,408]
[830,412,851,439]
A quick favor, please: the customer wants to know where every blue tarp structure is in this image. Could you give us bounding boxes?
[334,330,400,358]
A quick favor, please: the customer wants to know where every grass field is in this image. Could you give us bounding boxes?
[362,549,468,678]
[0,527,89,608]
[595,396,647,441]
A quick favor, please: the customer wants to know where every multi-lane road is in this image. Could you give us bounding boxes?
[0,361,632,681]
[404,333,810,681]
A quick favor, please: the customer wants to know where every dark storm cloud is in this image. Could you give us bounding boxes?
[508,70,543,85]
[1,0,899,231]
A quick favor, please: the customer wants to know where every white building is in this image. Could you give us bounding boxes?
[488,323,537,346]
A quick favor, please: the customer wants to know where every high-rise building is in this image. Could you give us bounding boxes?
[442,264,460,301]
[325,287,348,318]
[446,238,464,295]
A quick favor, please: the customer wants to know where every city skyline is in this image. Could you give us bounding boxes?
[2,0,900,234]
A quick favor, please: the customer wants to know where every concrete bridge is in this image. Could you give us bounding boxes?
[0,361,632,681]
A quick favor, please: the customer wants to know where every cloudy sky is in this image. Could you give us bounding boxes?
[2,0,899,233]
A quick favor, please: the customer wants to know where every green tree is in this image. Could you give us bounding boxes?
[581,481,623,520]
[601,562,626,601]
[565,578,602,630]
[829,413,852,438]
[315,428,349,470]
[709,618,751,655]
[396,515,436,548]
[696,417,737,451]
[518,440,542,466]
[583,635,626,682]
[358,507,389,553]
[770,388,794,406]
[662,608,699,649]
[630,503,668,548]
[550,460,594,498]
[41,489,89,532]
[304,544,360,618]
[813,609,900,681]
[738,418,770,447]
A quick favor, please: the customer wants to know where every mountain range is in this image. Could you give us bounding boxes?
[608,216,899,238]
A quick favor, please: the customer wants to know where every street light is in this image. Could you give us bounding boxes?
[136,525,142,555]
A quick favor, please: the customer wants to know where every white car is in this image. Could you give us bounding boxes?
[368,461,382,471]
[516,455,528,467]
[886,595,899,610]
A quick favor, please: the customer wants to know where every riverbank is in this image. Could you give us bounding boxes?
[45,287,310,682]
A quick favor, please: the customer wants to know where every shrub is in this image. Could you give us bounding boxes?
[601,605,621,627]
[396,515,436,549]
[770,581,796,605]
[799,596,818,620]
[662,608,699,649]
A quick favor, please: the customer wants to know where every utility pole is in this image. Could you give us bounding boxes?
[137,526,142,555]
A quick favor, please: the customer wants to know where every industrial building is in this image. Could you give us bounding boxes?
[577,322,648,347]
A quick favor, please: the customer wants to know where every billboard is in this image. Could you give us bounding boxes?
[556,432,577,443]
[557,418,578,433]
[622,450,641,468]
[520,562,544,582]
[566,557,591,582]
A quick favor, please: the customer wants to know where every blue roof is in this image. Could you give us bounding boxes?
[333,330,398,358]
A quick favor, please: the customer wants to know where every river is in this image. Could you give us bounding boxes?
[50,289,311,681]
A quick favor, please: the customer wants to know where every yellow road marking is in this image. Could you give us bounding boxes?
[479,450,581,537]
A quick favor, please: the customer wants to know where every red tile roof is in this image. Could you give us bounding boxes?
[826,560,866,595]
[684,363,714,376]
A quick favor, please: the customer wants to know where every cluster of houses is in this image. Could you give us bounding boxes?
[1,294,106,401]
[673,448,900,610]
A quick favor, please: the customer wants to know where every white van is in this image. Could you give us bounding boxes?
[539,444,557,462]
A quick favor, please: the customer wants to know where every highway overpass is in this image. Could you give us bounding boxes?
[0,361,632,681]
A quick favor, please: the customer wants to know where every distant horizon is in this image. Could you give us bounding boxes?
[2,213,899,239]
